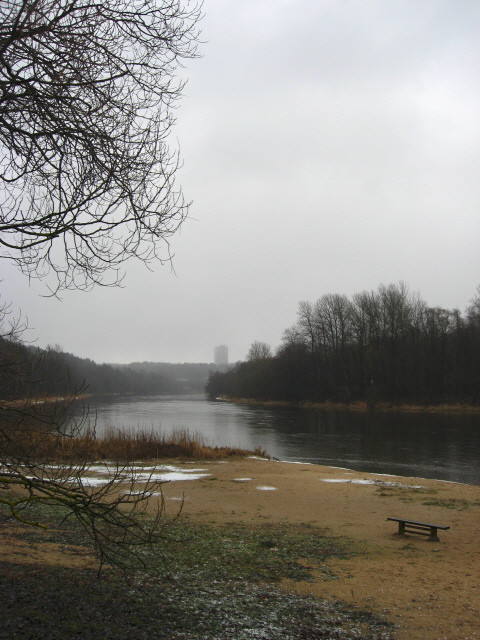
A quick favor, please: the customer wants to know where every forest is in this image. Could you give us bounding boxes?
[206,283,480,407]
[0,338,215,400]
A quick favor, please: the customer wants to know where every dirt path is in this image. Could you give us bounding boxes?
[159,458,480,640]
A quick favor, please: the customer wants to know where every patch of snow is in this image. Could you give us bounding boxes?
[371,472,401,478]
[79,476,112,486]
[85,464,116,474]
[256,485,277,491]
[134,471,210,482]
[321,478,375,485]
[70,464,213,486]
[321,478,425,488]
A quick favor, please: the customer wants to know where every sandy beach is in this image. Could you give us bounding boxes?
[159,457,480,640]
[1,457,478,639]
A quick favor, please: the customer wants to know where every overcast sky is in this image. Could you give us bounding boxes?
[3,0,480,364]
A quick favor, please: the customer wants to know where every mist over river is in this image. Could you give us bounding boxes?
[77,394,480,486]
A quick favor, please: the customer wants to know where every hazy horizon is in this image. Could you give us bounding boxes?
[3,1,479,364]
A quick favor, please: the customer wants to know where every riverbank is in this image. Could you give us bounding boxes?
[223,397,480,414]
[157,457,480,640]
[1,456,478,638]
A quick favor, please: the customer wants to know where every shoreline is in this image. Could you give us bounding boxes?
[222,396,480,414]
[277,460,475,486]
[5,393,480,415]
[273,457,480,488]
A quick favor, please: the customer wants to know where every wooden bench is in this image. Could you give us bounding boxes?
[387,517,450,542]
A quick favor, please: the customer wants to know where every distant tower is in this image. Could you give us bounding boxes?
[214,344,228,367]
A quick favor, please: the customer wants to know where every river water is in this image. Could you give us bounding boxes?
[77,394,480,486]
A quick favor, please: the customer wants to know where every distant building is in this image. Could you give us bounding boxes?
[214,344,228,367]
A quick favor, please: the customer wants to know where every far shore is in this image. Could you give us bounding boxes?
[220,396,480,414]
[3,392,480,415]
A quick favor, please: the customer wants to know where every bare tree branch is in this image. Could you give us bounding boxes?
[0,0,202,292]
[0,0,200,572]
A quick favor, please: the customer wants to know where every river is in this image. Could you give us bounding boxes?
[75,394,480,486]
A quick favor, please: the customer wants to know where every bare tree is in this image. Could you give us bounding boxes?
[0,0,201,569]
[467,285,480,324]
[0,0,202,292]
[247,341,272,361]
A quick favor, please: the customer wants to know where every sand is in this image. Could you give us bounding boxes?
[160,457,480,640]
[1,457,479,639]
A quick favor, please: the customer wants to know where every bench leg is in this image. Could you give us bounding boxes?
[397,522,405,536]
[429,527,439,542]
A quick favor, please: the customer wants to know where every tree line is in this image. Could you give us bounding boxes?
[206,283,480,406]
[0,339,215,400]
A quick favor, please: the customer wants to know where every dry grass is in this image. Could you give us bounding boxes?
[300,399,480,414]
[226,397,480,414]
[93,427,268,461]
[9,426,268,463]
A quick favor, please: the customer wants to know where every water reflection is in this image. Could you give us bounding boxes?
[76,395,480,486]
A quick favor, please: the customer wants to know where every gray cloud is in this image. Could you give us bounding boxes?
[3,0,479,364]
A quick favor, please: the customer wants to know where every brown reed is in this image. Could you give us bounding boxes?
[15,426,268,463]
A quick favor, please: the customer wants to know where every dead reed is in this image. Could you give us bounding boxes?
[27,426,267,463]
[92,426,267,461]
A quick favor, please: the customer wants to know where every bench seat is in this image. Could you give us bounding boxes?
[387,517,449,542]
